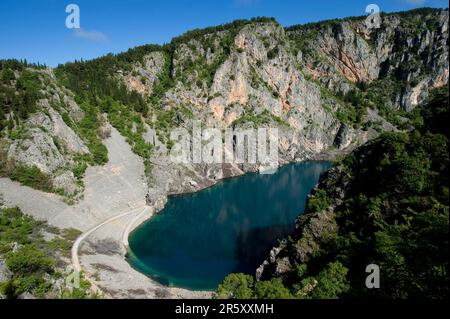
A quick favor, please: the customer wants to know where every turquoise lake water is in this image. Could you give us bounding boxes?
[127,161,332,291]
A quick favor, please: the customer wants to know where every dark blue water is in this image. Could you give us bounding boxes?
[128,161,331,291]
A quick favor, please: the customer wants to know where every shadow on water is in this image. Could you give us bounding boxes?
[232,224,294,274]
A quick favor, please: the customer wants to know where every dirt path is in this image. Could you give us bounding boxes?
[71,206,146,272]
[70,206,146,297]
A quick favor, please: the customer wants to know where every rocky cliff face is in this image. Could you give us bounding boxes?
[288,8,449,110]
[1,9,448,205]
[124,20,375,156]
[0,66,96,197]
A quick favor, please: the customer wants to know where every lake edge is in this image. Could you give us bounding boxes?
[126,161,333,291]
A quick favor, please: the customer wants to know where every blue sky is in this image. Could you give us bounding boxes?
[0,0,447,66]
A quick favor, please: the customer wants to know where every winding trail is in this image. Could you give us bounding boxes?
[70,206,147,296]
[71,206,146,273]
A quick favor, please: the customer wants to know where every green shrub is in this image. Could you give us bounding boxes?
[307,189,331,212]
[309,262,350,299]
[0,207,96,299]
[216,273,255,299]
[72,162,88,179]
[6,244,55,276]
[267,46,279,60]
[8,165,54,192]
[60,228,82,241]
[254,279,293,299]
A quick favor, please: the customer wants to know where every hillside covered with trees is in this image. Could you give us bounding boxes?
[217,87,449,299]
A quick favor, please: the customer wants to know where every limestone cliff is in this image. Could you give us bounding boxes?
[288,8,449,110]
[0,65,95,197]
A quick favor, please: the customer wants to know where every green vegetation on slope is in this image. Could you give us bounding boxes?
[0,206,98,299]
[217,87,449,299]
[55,45,165,163]
[232,109,289,128]
[0,60,45,132]
[68,101,109,166]
[55,45,162,115]
[103,98,154,175]
[1,164,54,193]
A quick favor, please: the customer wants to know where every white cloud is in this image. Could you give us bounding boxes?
[73,28,107,42]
